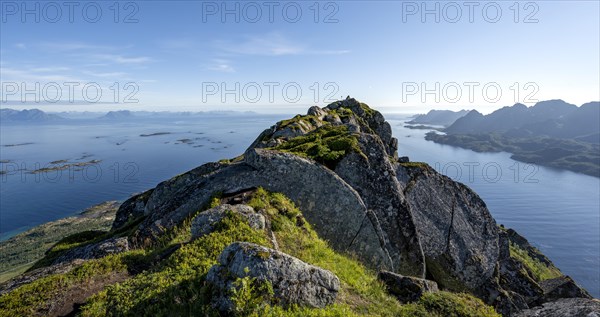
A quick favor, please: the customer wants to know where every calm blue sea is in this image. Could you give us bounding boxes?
[1,113,598,297]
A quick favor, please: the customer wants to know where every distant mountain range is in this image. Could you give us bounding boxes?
[0,108,262,123]
[425,100,600,177]
[407,109,470,127]
[0,109,65,122]
[99,110,135,120]
[445,100,599,142]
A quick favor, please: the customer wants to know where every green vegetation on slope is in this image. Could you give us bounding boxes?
[273,125,365,169]
[0,201,118,283]
[0,189,499,317]
[509,242,562,282]
[0,249,149,317]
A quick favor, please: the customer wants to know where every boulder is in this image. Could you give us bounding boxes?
[206,242,340,312]
[111,189,153,230]
[190,204,265,239]
[515,298,600,317]
[540,276,592,302]
[51,237,130,266]
[307,106,327,119]
[378,271,438,303]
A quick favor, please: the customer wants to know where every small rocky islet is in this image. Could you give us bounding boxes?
[0,98,597,316]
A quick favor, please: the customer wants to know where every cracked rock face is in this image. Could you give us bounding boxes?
[206,242,340,312]
[335,134,425,277]
[396,164,499,291]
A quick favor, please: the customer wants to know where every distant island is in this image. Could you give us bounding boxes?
[0,108,65,122]
[0,108,262,123]
[423,100,600,177]
[407,109,470,127]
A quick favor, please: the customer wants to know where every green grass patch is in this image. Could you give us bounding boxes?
[0,250,148,317]
[509,242,562,281]
[277,114,319,131]
[399,292,500,317]
[399,162,430,169]
[79,211,270,316]
[273,125,364,169]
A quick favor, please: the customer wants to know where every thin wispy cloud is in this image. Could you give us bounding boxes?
[31,67,71,73]
[92,54,153,64]
[83,71,130,78]
[207,59,235,73]
[214,32,350,56]
[0,66,83,83]
[39,42,123,52]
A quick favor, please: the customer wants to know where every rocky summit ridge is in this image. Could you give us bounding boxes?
[1,98,596,316]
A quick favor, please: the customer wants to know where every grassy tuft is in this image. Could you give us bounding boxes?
[509,242,562,281]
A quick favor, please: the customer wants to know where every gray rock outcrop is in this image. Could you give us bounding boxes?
[51,237,130,266]
[335,134,425,277]
[206,242,340,312]
[0,259,85,295]
[540,276,592,302]
[191,204,265,239]
[378,271,438,303]
[396,164,499,291]
[515,298,600,317]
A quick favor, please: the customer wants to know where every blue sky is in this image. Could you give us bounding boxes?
[1,0,599,113]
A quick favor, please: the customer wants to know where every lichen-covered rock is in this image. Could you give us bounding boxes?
[190,204,265,239]
[206,242,340,312]
[515,298,600,317]
[396,164,499,291]
[335,134,425,277]
[378,271,438,303]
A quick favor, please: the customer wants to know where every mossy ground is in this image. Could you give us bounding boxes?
[0,189,500,317]
[273,125,364,169]
[399,162,430,169]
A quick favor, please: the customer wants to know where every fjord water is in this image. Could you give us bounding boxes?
[0,114,598,297]
[0,114,286,239]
